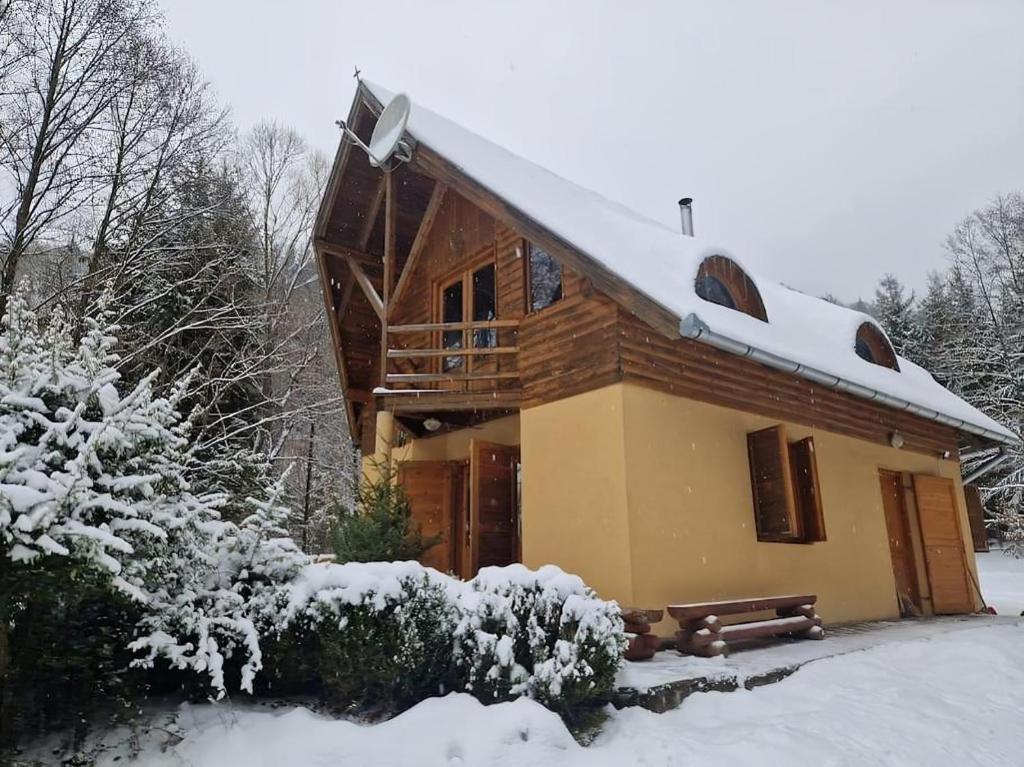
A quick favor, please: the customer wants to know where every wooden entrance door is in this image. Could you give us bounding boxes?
[397,461,463,573]
[878,470,921,615]
[471,441,521,572]
[913,474,975,614]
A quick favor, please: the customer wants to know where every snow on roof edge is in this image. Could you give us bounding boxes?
[357,80,1018,445]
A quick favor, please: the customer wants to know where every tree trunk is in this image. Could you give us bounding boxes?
[302,421,316,552]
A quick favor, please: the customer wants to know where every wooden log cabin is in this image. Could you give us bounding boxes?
[314,80,1017,629]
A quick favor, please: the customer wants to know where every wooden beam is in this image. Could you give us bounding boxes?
[388,346,517,359]
[359,175,386,250]
[312,241,357,435]
[386,372,520,383]
[345,256,384,320]
[389,319,520,333]
[345,388,374,404]
[391,181,447,309]
[381,171,396,386]
[315,238,380,266]
[377,390,523,413]
[336,271,355,320]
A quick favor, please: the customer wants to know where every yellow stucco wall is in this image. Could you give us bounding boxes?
[519,385,635,602]
[520,381,981,631]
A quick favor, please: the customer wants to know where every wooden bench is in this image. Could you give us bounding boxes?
[621,607,664,661]
[668,594,824,657]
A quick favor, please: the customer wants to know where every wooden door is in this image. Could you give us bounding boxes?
[398,461,461,573]
[912,474,975,615]
[878,470,921,615]
[471,441,520,572]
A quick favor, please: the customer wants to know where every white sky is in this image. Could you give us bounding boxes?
[161,0,1024,302]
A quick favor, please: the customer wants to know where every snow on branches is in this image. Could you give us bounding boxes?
[0,287,308,696]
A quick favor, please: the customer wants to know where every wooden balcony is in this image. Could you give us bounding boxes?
[377,319,522,411]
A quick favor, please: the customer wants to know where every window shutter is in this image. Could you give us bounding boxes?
[747,426,800,541]
[789,437,826,542]
[963,484,989,552]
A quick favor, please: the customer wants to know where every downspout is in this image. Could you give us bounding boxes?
[678,313,1019,448]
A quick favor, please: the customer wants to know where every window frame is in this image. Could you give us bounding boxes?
[433,253,500,377]
[854,322,900,371]
[523,240,564,315]
[695,255,768,322]
[747,425,827,544]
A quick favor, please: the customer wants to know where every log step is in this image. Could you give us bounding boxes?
[718,615,818,642]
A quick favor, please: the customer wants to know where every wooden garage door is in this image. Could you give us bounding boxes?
[912,475,974,614]
[397,461,460,573]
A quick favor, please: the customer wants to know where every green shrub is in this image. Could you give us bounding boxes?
[0,559,145,753]
[453,565,626,714]
[277,561,625,719]
[329,463,440,564]
[286,562,457,714]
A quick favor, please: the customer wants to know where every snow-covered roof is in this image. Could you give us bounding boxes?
[361,81,1016,445]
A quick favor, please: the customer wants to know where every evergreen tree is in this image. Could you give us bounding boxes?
[0,286,308,747]
[873,274,916,358]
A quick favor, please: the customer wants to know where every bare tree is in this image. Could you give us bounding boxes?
[0,0,157,311]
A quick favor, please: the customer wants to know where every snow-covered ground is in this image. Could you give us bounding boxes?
[978,549,1024,615]
[29,550,1024,766]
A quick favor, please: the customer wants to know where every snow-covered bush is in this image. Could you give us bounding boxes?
[279,561,625,716]
[282,561,457,711]
[454,565,625,713]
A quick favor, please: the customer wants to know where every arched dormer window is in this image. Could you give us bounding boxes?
[694,255,768,322]
[855,322,900,371]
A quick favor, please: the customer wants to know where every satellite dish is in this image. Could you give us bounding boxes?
[337,94,413,170]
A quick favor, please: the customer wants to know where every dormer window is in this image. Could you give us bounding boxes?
[695,256,768,322]
[855,322,900,371]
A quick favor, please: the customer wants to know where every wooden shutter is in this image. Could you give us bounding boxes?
[789,437,826,542]
[912,474,974,614]
[747,426,800,541]
[471,441,520,570]
[397,461,459,572]
[878,470,921,614]
[963,485,989,552]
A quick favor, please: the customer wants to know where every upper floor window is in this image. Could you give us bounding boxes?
[527,243,562,312]
[855,322,900,371]
[694,255,768,322]
[440,261,498,371]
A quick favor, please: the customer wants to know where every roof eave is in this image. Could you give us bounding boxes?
[679,313,1020,448]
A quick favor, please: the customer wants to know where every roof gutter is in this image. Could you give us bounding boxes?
[678,313,1019,448]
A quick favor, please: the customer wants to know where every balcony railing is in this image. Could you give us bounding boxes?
[382,319,519,390]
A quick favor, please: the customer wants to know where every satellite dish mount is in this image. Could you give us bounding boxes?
[337,93,413,171]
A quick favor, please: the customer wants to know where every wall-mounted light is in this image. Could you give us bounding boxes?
[889,431,905,449]
[423,417,442,432]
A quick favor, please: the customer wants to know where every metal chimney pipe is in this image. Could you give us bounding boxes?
[678,197,694,237]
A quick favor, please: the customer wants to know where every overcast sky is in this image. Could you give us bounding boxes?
[161,0,1024,302]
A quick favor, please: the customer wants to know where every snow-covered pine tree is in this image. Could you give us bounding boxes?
[941,194,1024,551]
[873,274,916,358]
[131,471,309,695]
[0,287,306,707]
